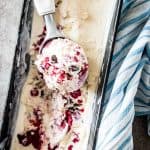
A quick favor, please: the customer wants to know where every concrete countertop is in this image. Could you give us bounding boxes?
[0,0,24,130]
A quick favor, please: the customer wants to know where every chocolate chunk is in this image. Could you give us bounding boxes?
[69,65,79,72]
[51,55,58,63]
[35,81,45,89]
[48,144,58,150]
[55,0,62,8]
[40,90,44,98]
[57,24,64,30]
[66,73,73,80]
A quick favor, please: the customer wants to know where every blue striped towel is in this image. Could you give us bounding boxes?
[96,0,150,149]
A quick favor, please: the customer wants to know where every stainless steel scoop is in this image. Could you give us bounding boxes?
[34,0,64,53]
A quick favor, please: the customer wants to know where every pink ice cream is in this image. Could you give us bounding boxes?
[35,38,88,92]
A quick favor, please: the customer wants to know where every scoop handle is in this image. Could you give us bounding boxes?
[33,0,55,16]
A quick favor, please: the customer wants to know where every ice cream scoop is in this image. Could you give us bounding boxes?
[34,0,64,53]
[35,38,88,92]
[34,0,88,92]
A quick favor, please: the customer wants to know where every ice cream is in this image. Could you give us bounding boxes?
[35,38,88,93]
[17,87,85,149]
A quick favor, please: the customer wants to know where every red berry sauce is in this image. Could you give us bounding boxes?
[65,110,73,131]
[17,129,44,149]
[17,109,44,150]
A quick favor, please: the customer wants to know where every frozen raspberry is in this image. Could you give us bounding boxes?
[70,89,81,99]
[79,108,84,112]
[60,120,66,129]
[30,88,39,97]
[77,99,83,104]
[73,137,79,143]
[44,63,50,70]
[68,145,73,150]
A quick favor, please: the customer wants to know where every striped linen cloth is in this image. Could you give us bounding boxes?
[96,0,150,149]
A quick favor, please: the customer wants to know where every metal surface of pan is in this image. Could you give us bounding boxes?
[0,0,122,149]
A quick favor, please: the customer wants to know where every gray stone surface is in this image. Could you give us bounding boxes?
[0,0,24,130]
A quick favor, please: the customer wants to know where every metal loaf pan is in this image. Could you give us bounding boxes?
[0,0,122,149]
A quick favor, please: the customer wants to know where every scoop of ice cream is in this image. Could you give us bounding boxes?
[35,38,88,92]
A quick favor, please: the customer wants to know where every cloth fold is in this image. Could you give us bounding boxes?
[96,0,150,149]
